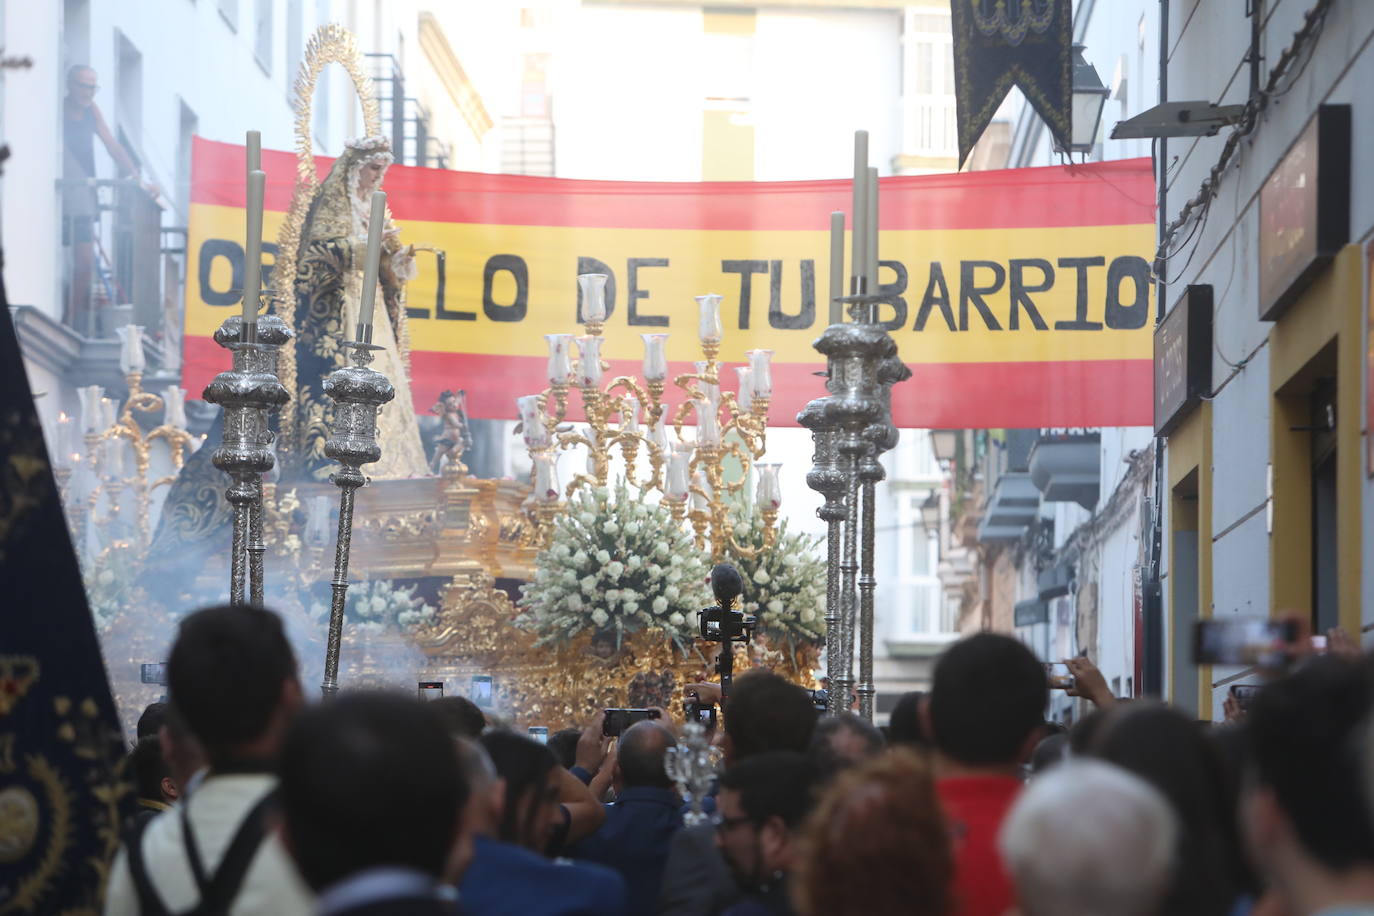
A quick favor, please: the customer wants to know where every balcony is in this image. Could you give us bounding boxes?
[977,472,1041,542]
[1028,431,1101,510]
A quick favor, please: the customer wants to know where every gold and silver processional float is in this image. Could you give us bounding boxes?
[202,124,907,717]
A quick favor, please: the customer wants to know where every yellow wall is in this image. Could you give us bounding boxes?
[1268,243,1364,634]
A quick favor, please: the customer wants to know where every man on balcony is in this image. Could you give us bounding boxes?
[63,64,143,335]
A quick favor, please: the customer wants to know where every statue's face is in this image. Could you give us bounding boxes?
[358,160,387,196]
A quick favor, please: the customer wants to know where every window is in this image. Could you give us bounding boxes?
[903,8,956,158]
[255,0,273,74]
[219,0,238,31]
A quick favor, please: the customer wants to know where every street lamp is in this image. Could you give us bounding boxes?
[929,429,958,465]
[1055,45,1109,154]
[919,490,941,533]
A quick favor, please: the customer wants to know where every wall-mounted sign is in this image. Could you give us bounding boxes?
[1258,104,1350,321]
[1154,285,1213,436]
[1014,598,1049,627]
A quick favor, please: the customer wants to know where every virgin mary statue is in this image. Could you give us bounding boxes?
[289,134,428,480]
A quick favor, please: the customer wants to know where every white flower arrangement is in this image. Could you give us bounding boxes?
[726,509,826,652]
[309,578,438,633]
[517,480,709,651]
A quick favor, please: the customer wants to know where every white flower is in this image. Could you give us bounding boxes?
[670,554,684,567]
[591,608,609,627]
[553,543,571,559]
[595,487,610,501]
[767,599,784,615]
[603,520,620,535]
[627,556,643,571]
[579,512,596,526]
[802,608,817,623]
[669,612,686,627]
[666,569,683,585]
[581,575,598,594]
[664,585,680,602]
[646,564,664,581]
[653,596,669,615]
[596,549,612,565]
[624,600,640,614]
[573,550,589,565]
[561,570,578,586]
[567,594,584,612]
[605,589,621,604]
[753,569,770,585]
[606,561,626,580]
[625,522,641,536]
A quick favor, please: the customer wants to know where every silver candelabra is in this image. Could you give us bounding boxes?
[664,722,724,827]
[203,313,291,606]
[319,328,395,697]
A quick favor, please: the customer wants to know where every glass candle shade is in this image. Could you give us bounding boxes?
[696,294,723,345]
[545,334,574,385]
[578,273,609,323]
[641,333,669,382]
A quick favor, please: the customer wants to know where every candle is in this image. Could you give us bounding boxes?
[867,166,879,304]
[691,469,713,512]
[621,396,641,434]
[516,395,550,449]
[163,386,187,430]
[576,335,603,388]
[53,413,73,469]
[852,130,868,293]
[578,273,609,324]
[735,366,754,412]
[78,385,104,433]
[696,294,723,345]
[829,210,845,324]
[357,190,387,330]
[696,400,721,449]
[641,333,669,382]
[544,333,573,385]
[246,130,261,175]
[666,443,693,501]
[244,170,265,328]
[649,413,669,455]
[117,324,145,374]
[694,361,720,407]
[756,463,782,510]
[746,349,774,399]
[533,452,560,502]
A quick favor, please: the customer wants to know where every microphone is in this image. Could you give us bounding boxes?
[710,563,744,612]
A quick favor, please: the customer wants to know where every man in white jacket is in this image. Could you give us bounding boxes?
[105,604,312,916]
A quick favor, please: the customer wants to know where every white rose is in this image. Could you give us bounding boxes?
[666,569,683,585]
[596,550,612,565]
[802,608,817,623]
[668,612,686,627]
[604,520,620,535]
[606,561,626,580]
[624,522,641,536]
[653,596,669,615]
[605,589,621,604]
[579,512,596,526]
[767,599,784,615]
[664,585,680,602]
[581,575,598,594]
[646,564,664,580]
[591,608,609,627]
[624,600,640,614]
[573,550,589,565]
[753,569,770,585]
[561,570,578,586]
[567,594,584,612]
[627,556,643,571]
[670,554,684,567]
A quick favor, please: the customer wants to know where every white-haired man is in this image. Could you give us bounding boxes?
[998,759,1178,916]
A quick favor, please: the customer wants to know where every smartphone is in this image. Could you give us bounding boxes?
[603,707,661,737]
[141,663,167,686]
[686,701,718,732]
[1044,663,1074,690]
[1229,684,1263,712]
[470,675,494,708]
[528,726,549,744]
[1194,618,1298,667]
[418,681,444,702]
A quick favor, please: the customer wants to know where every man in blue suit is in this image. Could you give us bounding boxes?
[568,721,684,913]
[457,738,627,916]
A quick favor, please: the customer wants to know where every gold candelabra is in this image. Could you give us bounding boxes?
[71,339,197,558]
[518,274,783,561]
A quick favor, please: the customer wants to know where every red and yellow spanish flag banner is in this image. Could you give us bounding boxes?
[184,137,1155,428]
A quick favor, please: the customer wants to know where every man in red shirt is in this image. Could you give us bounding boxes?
[926,634,1048,916]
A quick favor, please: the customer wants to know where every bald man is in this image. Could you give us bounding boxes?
[568,721,684,913]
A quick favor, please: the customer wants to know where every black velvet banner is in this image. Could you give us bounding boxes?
[952,0,1073,165]
[0,257,132,911]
